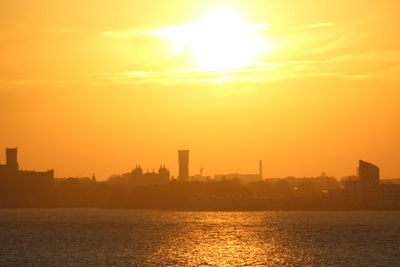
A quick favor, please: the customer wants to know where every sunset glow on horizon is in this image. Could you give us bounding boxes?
[1,0,400,180]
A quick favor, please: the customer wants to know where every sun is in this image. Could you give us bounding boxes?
[157,7,268,71]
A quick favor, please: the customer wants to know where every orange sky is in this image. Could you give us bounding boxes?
[1,0,400,179]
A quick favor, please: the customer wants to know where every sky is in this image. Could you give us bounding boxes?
[1,0,400,180]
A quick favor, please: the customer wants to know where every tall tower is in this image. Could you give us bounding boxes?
[358,160,380,204]
[259,160,263,179]
[6,148,19,171]
[178,149,189,181]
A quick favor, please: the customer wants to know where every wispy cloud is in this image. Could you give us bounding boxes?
[2,18,400,88]
[306,36,346,55]
[100,29,151,40]
[1,49,400,88]
[302,22,336,29]
[92,49,400,84]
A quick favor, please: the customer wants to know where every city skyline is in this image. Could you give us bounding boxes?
[1,1,400,180]
[2,146,400,210]
[0,146,396,181]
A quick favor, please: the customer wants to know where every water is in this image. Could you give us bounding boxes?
[0,209,399,266]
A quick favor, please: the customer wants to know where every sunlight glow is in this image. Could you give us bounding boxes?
[157,7,269,71]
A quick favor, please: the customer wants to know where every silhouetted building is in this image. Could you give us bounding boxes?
[215,161,263,184]
[359,160,380,202]
[380,183,400,207]
[0,148,54,207]
[130,165,170,186]
[188,165,210,181]
[178,150,189,181]
[6,148,19,171]
[343,160,380,205]
[0,148,54,183]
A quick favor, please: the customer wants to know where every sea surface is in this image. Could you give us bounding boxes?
[0,209,399,266]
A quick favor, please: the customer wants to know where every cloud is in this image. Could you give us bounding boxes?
[2,18,400,88]
[2,49,400,88]
[306,36,346,55]
[6,47,400,87]
[101,31,137,40]
[302,22,336,29]
[100,29,152,40]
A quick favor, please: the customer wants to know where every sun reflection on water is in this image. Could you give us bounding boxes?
[145,212,310,266]
[1,210,399,266]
